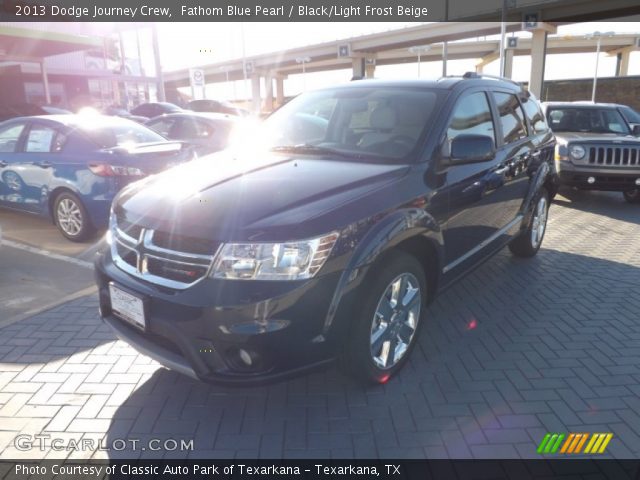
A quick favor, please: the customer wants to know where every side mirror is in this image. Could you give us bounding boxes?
[448,134,495,164]
[632,124,640,136]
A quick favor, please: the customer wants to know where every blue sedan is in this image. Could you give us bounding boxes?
[0,115,194,241]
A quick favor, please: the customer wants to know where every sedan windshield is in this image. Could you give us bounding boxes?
[80,121,166,148]
[257,86,440,162]
[547,107,631,135]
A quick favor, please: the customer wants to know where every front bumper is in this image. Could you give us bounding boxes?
[95,252,345,385]
[555,160,640,191]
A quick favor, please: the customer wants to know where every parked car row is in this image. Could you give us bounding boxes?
[2,75,640,386]
[0,98,250,124]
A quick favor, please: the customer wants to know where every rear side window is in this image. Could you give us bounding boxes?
[493,92,528,143]
[521,96,548,134]
[0,123,25,152]
[25,125,65,153]
[447,92,495,143]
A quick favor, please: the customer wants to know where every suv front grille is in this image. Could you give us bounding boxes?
[111,217,219,289]
[587,146,640,167]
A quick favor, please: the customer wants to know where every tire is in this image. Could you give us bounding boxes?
[623,189,640,204]
[509,189,549,258]
[53,192,95,242]
[344,251,427,384]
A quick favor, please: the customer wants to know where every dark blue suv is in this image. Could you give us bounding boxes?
[95,74,557,385]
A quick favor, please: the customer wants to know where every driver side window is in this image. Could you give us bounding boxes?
[447,92,495,144]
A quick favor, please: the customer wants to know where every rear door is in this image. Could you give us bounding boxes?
[489,90,535,220]
[0,121,29,208]
[10,121,67,214]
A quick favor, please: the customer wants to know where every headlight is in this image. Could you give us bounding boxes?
[212,232,340,281]
[569,144,586,159]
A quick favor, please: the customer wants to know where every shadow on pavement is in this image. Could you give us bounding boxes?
[105,246,640,459]
[553,188,639,223]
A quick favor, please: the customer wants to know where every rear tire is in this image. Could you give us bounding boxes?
[623,189,640,204]
[53,192,95,242]
[509,189,549,258]
[343,251,427,384]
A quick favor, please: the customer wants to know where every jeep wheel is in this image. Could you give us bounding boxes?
[623,189,640,204]
[509,189,549,258]
[345,252,426,384]
[53,192,95,242]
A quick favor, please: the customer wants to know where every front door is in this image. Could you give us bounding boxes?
[441,90,521,276]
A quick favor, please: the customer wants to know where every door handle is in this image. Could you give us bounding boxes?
[494,165,510,175]
[0,161,7,168]
[35,161,52,168]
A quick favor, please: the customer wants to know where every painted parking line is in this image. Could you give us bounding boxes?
[1,239,94,269]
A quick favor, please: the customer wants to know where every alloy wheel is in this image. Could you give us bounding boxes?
[370,273,421,370]
[530,195,548,248]
[56,198,83,237]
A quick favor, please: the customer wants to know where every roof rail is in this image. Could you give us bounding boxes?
[461,71,523,88]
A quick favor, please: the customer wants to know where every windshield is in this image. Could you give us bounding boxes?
[80,121,166,148]
[257,86,440,162]
[619,105,640,124]
[547,107,631,135]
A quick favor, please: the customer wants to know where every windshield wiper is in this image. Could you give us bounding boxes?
[270,144,366,159]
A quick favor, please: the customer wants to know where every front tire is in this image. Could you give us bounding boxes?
[344,251,427,384]
[53,192,95,242]
[623,189,640,204]
[509,189,549,258]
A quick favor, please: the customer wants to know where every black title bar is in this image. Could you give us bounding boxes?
[3,459,640,480]
[1,0,640,22]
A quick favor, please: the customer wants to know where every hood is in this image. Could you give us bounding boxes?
[554,132,640,145]
[114,152,408,242]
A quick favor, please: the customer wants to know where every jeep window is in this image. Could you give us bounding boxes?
[547,107,631,135]
[493,92,528,143]
[447,92,495,144]
[521,96,548,134]
[261,87,439,162]
[619,105,640,124]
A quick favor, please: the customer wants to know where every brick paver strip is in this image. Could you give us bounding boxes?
[0,190,639,459]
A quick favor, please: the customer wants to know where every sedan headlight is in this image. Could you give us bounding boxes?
[569,144,586,160]
[212,232,340,280]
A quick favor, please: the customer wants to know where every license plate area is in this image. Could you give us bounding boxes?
[109,283,147,331]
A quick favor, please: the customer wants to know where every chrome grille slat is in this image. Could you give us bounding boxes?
[585,144,640,168]
[111,217,218,290]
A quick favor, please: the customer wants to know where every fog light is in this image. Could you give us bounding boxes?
[635,178,640,186]
[587,176,596,184]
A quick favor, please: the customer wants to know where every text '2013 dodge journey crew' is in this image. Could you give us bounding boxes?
[95,74,558,385]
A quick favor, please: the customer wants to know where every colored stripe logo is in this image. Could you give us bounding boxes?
[537,433,613,454]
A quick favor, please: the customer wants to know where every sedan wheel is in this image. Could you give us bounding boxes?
[53,192,95,242]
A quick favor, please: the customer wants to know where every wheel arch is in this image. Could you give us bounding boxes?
[322,208,444,339]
